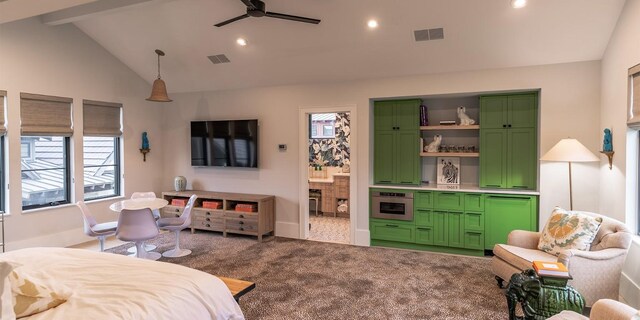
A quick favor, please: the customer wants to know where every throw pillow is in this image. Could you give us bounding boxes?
[538,207,603,256]
[9,266,69,318]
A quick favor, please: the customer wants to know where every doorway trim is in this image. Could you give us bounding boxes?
[298,104,357,244]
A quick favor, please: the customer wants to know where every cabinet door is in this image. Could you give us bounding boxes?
[370,221,415,243]
[484,194,537,250]
[464,231,485,250]
[508,94,537,128]
[479,129,508,188]
[480,96,508,129]
[415,209,433,227]
[433,211,448,247]
[394,100,420,131]
[374,101,396,132]
[506,128,537,189]
[374,131,395,184]
[464,212,484,231]
[448,211,465,248]
[394,131,420,185]
[415,191,433,209]
[415,227,434,245]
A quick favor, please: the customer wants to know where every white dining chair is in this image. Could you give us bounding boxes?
[157,194,197,258]
[116,208,161,260]
[128,192,162,253]
[76,201,118,252]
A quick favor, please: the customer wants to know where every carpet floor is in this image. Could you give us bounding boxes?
[107,231,508,320]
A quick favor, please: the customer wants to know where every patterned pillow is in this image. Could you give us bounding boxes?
[9,267,69,318]
[538,207,603,256]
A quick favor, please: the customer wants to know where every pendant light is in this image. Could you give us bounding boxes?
[146,49,172,102]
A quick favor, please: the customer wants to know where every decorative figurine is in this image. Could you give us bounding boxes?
[603,128,613,152]
[142,132,150,149]
[425,134,442,152]
[457,106,476,126]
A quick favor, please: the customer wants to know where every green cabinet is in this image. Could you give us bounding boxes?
[479,93,537,189]
[373,99,421,185]
[432,211,448,247]
[484,194,538,250]
[370,220,415,243]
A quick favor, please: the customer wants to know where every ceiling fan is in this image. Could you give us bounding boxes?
[215,0,321,27]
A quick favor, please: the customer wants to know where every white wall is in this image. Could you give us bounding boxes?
[599,0,640,227]
[164,60,602,244]
[0,18,166,249]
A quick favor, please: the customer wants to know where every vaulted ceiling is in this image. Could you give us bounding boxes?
[0,0,627,93]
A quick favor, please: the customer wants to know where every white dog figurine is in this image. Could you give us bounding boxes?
[457,106,475,125]
[425,134,442,152]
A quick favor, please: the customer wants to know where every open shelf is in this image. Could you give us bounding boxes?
[420,152,479,158]
[420,125,480,130]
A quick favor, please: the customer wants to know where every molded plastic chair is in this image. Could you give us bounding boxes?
[157,194,197,258]
[116,208,161,260]
[76,201,118,252]
[128,192,161,253]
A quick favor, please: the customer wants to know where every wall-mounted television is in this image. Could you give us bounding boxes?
[191,119,258,168]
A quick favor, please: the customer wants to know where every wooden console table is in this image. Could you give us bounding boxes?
[161,190,275,242]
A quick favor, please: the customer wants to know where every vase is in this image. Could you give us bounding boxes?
[174,176,187,192]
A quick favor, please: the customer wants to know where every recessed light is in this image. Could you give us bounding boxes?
[510,0,526,8]
[236,38,247,46]
[367,19,378,29]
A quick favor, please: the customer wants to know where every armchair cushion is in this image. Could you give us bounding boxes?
[538,207,603,256]
[493,244,557,271]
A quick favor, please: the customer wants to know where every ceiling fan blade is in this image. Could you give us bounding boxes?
[265,11,321,24]
[214,14,250,27]
[240,0,256,10]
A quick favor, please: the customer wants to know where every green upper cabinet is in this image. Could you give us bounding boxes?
[373,99,421,185]
[479,93,538,190]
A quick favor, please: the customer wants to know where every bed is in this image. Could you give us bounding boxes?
[0,247,245,320]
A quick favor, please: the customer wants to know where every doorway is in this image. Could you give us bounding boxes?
[299,105,357,244]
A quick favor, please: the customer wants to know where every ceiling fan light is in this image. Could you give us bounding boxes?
[367,19,378,29]
[236,38,247,46]
[511,0,527,9]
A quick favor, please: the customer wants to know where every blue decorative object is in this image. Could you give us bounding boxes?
[603,128,612,152]
[142,132,150,149]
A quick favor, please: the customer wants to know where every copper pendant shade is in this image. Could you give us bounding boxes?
[146,49,172,102]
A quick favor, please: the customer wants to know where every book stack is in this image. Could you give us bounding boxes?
[202,201,222,209]
[439,120,457,126]
[171,198,189,207]
[533,261,570,278]
[420,104,429,126]
[235,203,257,212]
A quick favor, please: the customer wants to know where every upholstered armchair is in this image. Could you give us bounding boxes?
[547,299,638,320]
[491,211,633,306]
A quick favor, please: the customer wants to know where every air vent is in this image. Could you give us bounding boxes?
[207,54,231,64]
[414,27,444,42]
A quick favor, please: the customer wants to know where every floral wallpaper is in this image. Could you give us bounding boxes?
[309,112,350,167]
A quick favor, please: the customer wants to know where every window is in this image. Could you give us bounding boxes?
[631,64,640,234]
[20,93,73,210]
[0,90,6,212]
[83,137,120,200]
[21,136,71,209]
[310,113,336,139]
[82,100,122,200]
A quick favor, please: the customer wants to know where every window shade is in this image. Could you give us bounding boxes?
[627,63,640,128]
[20,93,73,136]
[83,100,122,136]
[0,90,6,135]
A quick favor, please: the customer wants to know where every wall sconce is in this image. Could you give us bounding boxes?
[599,128,614,170]
[140,131,150,161]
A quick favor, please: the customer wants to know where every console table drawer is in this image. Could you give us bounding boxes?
[226,219,259,232]
[224,211,258,220]
[162,206,184,218]
[192,219,224,231]
[193,208,224,218]
[194,216,223,224]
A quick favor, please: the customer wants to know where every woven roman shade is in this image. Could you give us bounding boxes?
[627,63,640,128]
[20,93,73,136]
[0,90,6,135]
[83,100,122,136]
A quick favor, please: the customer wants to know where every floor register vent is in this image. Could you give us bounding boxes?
[414,27,445,42]
[208,54,231,64]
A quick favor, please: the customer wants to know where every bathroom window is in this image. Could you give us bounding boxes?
[310,113,336,139]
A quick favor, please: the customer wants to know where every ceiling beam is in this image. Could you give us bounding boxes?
[0,0,98,25]
[41,0,155,26]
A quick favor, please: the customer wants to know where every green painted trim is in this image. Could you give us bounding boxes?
[371,240,485,257]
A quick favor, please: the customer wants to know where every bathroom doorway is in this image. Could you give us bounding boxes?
[298,106,357,245]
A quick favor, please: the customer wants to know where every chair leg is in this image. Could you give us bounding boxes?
[98,236,105,252]
[174,230,181,251]
[135,241,146,258]
[162,229,191,258]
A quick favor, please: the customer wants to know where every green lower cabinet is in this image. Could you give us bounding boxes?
[414,209,433,226]
[484,194,538,250]
[464,211,484,231]
[432,211,448,246]
[464,231,485,250]
[447,211,465,248]
[370,220,415,243]
[415,227,434,245]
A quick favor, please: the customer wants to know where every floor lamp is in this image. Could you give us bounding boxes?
[540,138,599,210]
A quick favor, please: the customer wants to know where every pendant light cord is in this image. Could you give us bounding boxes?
[156,53,161,79]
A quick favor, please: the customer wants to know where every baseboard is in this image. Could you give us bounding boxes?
[5,227,91,251]
[275,221,300,239]
[354,228,370,246]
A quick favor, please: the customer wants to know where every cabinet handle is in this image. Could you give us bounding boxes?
[502,124,506,128]
[416,227,431,231]
[466,231,482,235]
[487,195,532,200]
[175,208,180,212]
[206,217,211,221]
[466,212,482,216]
[508,124,512,128]
[206,224,211,227]
[175,214,180,217]
[400,181,413,184]
[239,214,244,218]
[206,211,211,215]
[440,192,457,195]
[240,227,244,231]
[385,224,399,228]
[239,221,244,225]
[511,186,529,189]
[379,180,392,183]
[485,185,501,187]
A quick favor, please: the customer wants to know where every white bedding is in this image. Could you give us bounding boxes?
[0,247,245,320]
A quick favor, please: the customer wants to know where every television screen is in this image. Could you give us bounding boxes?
[191,120,258,168]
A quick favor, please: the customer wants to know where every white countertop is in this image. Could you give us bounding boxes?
[369,183,540,195]
[309,172,350,184]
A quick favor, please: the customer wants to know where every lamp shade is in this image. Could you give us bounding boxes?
[540,138,599,162]
[146,78,172,102]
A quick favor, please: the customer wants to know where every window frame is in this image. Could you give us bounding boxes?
[0,136,4,213]
[21,136,71,210]
[83,136,121,201]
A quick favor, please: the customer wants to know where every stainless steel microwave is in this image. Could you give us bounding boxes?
[371,191,413,221]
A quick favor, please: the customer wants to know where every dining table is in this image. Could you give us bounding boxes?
[109,197,169,258]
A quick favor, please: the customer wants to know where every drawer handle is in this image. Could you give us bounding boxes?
[239,214,244,219]
[511,186,529,189]
[416,227,431,231]
[206,217,211,221]
[206,212,211,215]
[239,227,244,231]
[385,224,398,228]
[485,185,501,187]
[487,195,532,200]
[400,181,413,184]
[175,214,180,217]
[175,208,180,212]
[466,212,482,216]
[440,192,456,195]
[239,221,244,225]
[378,180,391,183]
[206,224,210,227]
[467,232,482,235]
